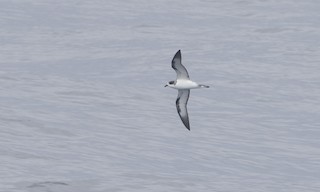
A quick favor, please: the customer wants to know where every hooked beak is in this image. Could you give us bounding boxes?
[164,85,168,87]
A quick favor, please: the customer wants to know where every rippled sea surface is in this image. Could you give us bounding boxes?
[1,1,320,191]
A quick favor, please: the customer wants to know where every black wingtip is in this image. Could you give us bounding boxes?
[180,116,190,131]
[184,123,190,131]
[174,50,181,58]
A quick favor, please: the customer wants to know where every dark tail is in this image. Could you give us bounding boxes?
[199,84,210,88]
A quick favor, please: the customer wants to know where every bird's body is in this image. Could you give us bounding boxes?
[167,79,209,90]
[165,50,209,130]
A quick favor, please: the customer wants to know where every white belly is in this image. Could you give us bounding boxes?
[174,80,199,89]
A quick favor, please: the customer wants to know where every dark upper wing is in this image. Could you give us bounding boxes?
[171,50,190,80]
[176,89,190,130]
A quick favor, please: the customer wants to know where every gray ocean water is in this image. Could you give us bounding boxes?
[1,0,320,191]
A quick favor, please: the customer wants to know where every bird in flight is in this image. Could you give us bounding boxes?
[165,50,209,130]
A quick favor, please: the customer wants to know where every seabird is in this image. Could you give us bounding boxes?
[165,50,209,130]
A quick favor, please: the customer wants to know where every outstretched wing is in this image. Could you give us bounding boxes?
[172,50,190,80]
[176,90,190,130]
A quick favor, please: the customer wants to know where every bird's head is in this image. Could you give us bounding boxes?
[164,80,175,88]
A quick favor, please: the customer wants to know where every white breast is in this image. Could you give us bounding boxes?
[174,80,199,89]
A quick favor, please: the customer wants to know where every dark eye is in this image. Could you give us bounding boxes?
[169,81,174,84]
